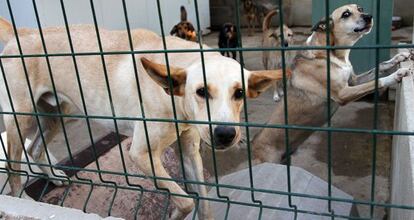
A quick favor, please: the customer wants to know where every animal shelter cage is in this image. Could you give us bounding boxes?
[0,0,414,219]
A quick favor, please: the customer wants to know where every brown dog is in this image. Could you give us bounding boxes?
[262,9,295,102]
[170,6,197,42]
[253,4,414,163]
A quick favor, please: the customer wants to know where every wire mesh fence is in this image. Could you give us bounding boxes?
[0,0,413,219]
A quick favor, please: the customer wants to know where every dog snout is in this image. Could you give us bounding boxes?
[362,14,373,23]
[283,41,289,47]
[214,126,236,148]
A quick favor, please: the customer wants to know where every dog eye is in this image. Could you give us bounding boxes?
[357,7,364,12]
[196,87,210,98]
[233,89,244,100]
[342,11,352,18]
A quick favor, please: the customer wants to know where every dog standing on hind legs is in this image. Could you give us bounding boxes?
[252,4,414,164]
[262,9,295,102]
[0,17,288,219]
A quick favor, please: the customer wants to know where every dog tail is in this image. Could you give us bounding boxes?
[262,9,278,32]
[180,6,187,22]
[0,17,13,44]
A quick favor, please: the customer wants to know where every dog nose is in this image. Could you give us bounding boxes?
[214,126,236,148]
[363,14,373,23]
[284,41,289,47]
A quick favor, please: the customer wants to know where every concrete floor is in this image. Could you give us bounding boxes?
[2,26,411,219]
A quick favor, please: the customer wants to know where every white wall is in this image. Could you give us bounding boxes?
[390,57,414,220]
[0,0,210,50]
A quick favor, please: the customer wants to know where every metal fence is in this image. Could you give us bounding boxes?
[0,0,413,219]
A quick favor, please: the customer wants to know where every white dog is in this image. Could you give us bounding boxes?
[0,17,288,219]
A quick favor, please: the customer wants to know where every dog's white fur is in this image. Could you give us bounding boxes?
[252,4,413,164]
[0,17,287,219]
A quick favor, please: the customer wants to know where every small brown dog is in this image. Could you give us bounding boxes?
[262,9,294,101]
[170,6,197,42]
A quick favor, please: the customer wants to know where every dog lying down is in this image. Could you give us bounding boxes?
[0,17,289,219]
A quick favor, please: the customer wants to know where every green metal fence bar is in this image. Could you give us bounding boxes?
[153,1,189,219]
[323,0,334,216]
[30,0,76,203]
[57,0,102,210]
[118,0,148,218]
[370,0,381,218]
[2,110,414,136]
[275,0,300,218]
[235,0,264,218]
[192,0,232,218]
[2,44,414,60]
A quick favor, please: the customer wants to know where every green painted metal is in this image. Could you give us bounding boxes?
[312,0,393,72]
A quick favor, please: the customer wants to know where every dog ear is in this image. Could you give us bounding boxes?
[141,57,187,96]
[248,69,292,98]
[170,25,178,35]
[312,17,333,32]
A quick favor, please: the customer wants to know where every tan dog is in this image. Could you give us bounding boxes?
[252,4,413,163]
[170,6,197,42]
[0,18,288,219]
[262,9,295,102]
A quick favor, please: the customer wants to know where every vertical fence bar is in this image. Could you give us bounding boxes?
[277,0,299,218]
[30,0,75,200]
[370,0,381,217]
[234,0,264,218]
[58,0,101,211]
[153,1,190,219]
[192,0,232,218]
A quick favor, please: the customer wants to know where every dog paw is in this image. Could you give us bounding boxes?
[393,52,411,64]
[393,67,412,82]
[380,68,412,87]
[273,94,281,102]
[49,168,69,186]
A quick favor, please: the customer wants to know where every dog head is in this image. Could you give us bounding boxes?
[269,25,294,47]
[141,57,287,150]
[311,4,373,46]
[170,21,197,42]
[223,23,237,40]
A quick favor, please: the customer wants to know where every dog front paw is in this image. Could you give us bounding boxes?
[380,68,412,87]
[392,52,411,64]
[393,67,413,82]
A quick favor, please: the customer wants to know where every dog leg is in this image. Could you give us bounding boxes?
[129,123,194,220]
[5,112,34,199]
[273,82,281,102]
[350,51,412,85]
[180,128,212,220]
[336,68,412,105]
[27,127,68,186]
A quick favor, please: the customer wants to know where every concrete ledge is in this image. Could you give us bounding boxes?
[187,163,354,219]
[0,195,123,220]
[390,59,414,219]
